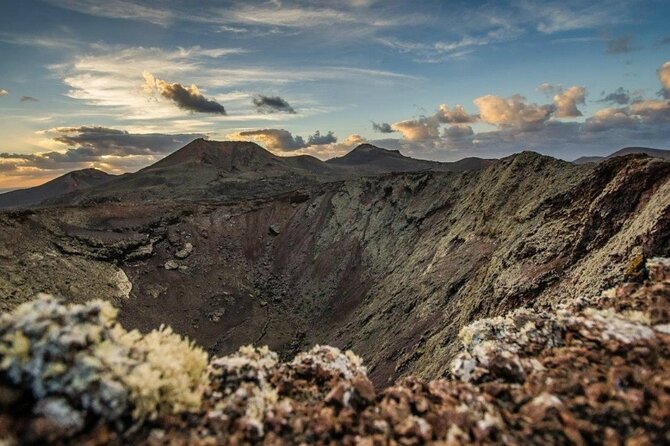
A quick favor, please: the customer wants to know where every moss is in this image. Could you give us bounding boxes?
[624,252,646,282]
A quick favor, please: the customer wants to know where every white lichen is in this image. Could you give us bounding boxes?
[0,295,208,431]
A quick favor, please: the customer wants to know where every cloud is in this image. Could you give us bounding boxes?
[0,89,8,96]
[229,128,307,151]
[54,44,413,125]
[307,130,337,145]
[583,107,637,132]
[434,104,477,123]
[377,27,521,63]
[143,71,226,115]
[552,86,586,117]
[0,126,205,175]
[20,96,38,102]
[371,122,394,133]
[529,2,623,34]
[473,94,552,131]
[363,59,670,161]
[536,83,562,96]
[391,117,440,141]
[605,34,633,54]
[659,61,670,99]
[628,100,670,124]
[443,124,474,139]
[44,0,173,26]
[286,133,367,159]
[252,94,296,114]
[597,87,631,105]
[537,84,586,117]
[227,128,353,156]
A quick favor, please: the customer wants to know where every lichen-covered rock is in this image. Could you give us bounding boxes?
[0,295,208,443]
[175,243,193,260]
[3,258,670,444]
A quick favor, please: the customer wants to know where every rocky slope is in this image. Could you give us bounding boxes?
[1,258,668,445]
[0,151,668,388]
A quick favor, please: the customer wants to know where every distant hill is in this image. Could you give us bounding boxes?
[0,169,114,209]
[574,147,670,164]
[54,139,345,205]
[326,143,493,173]
[48,139,498,205]
[3,139,496,208]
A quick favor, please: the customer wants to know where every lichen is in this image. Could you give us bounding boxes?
[2,258,670,444]
[0,294,208,434]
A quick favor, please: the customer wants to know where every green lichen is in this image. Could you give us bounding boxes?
[0,294,208,431]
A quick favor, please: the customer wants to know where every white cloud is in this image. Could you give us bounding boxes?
[473,94,552,131]
[552,86,586,118]
[53,44,416,125]
[659,61,670,97]
[0,89,8,96]
[228,128,306,150]
[435,104,477,123]
[44,0,173,26]
[391,117,440,141]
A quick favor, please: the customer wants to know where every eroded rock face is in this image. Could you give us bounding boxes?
[1,153,669,387]
[1,259,669,445]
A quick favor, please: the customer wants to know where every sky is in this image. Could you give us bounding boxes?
[0,0,669,188]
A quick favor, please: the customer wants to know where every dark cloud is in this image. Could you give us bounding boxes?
[233,129,307,150]
[597,87,631,105]
[0,126,206,173]
[20,96,38,102]
[372,122,394,133]
[307,130,337,145]
[657,36,670,46]
[50,126,207,158]
[144,71,226,115]
[252,95,296,114]
[443,124,474,139]
[605,35,633,54]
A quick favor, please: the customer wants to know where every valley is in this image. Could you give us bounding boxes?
[1,142,668,386]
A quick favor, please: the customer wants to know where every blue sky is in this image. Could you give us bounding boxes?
[0,0,669,187]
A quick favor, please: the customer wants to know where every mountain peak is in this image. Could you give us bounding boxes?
[350,143,401,155]
[147,139,275,171]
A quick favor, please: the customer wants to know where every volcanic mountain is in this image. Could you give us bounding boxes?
[325,143,493,174]
[0,168,114,209]
[1,150,668,388]
[573,146,670,164]
[2,139,493,208]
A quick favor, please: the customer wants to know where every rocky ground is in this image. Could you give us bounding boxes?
[1,258,668,445]
[0,152,669,387]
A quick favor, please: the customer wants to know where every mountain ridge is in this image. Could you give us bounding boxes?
[573,146,670,164]
[0,168,114,209]
[1,139,493,209]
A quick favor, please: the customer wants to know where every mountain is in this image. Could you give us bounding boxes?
[0,168,114,209]
[326,143,493,173]
[2,151,668,389]
[43,139,345,206]
[573,146,670,164]
[24,139,491,207]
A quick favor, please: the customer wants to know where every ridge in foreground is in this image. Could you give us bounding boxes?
[1,259,669,444]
